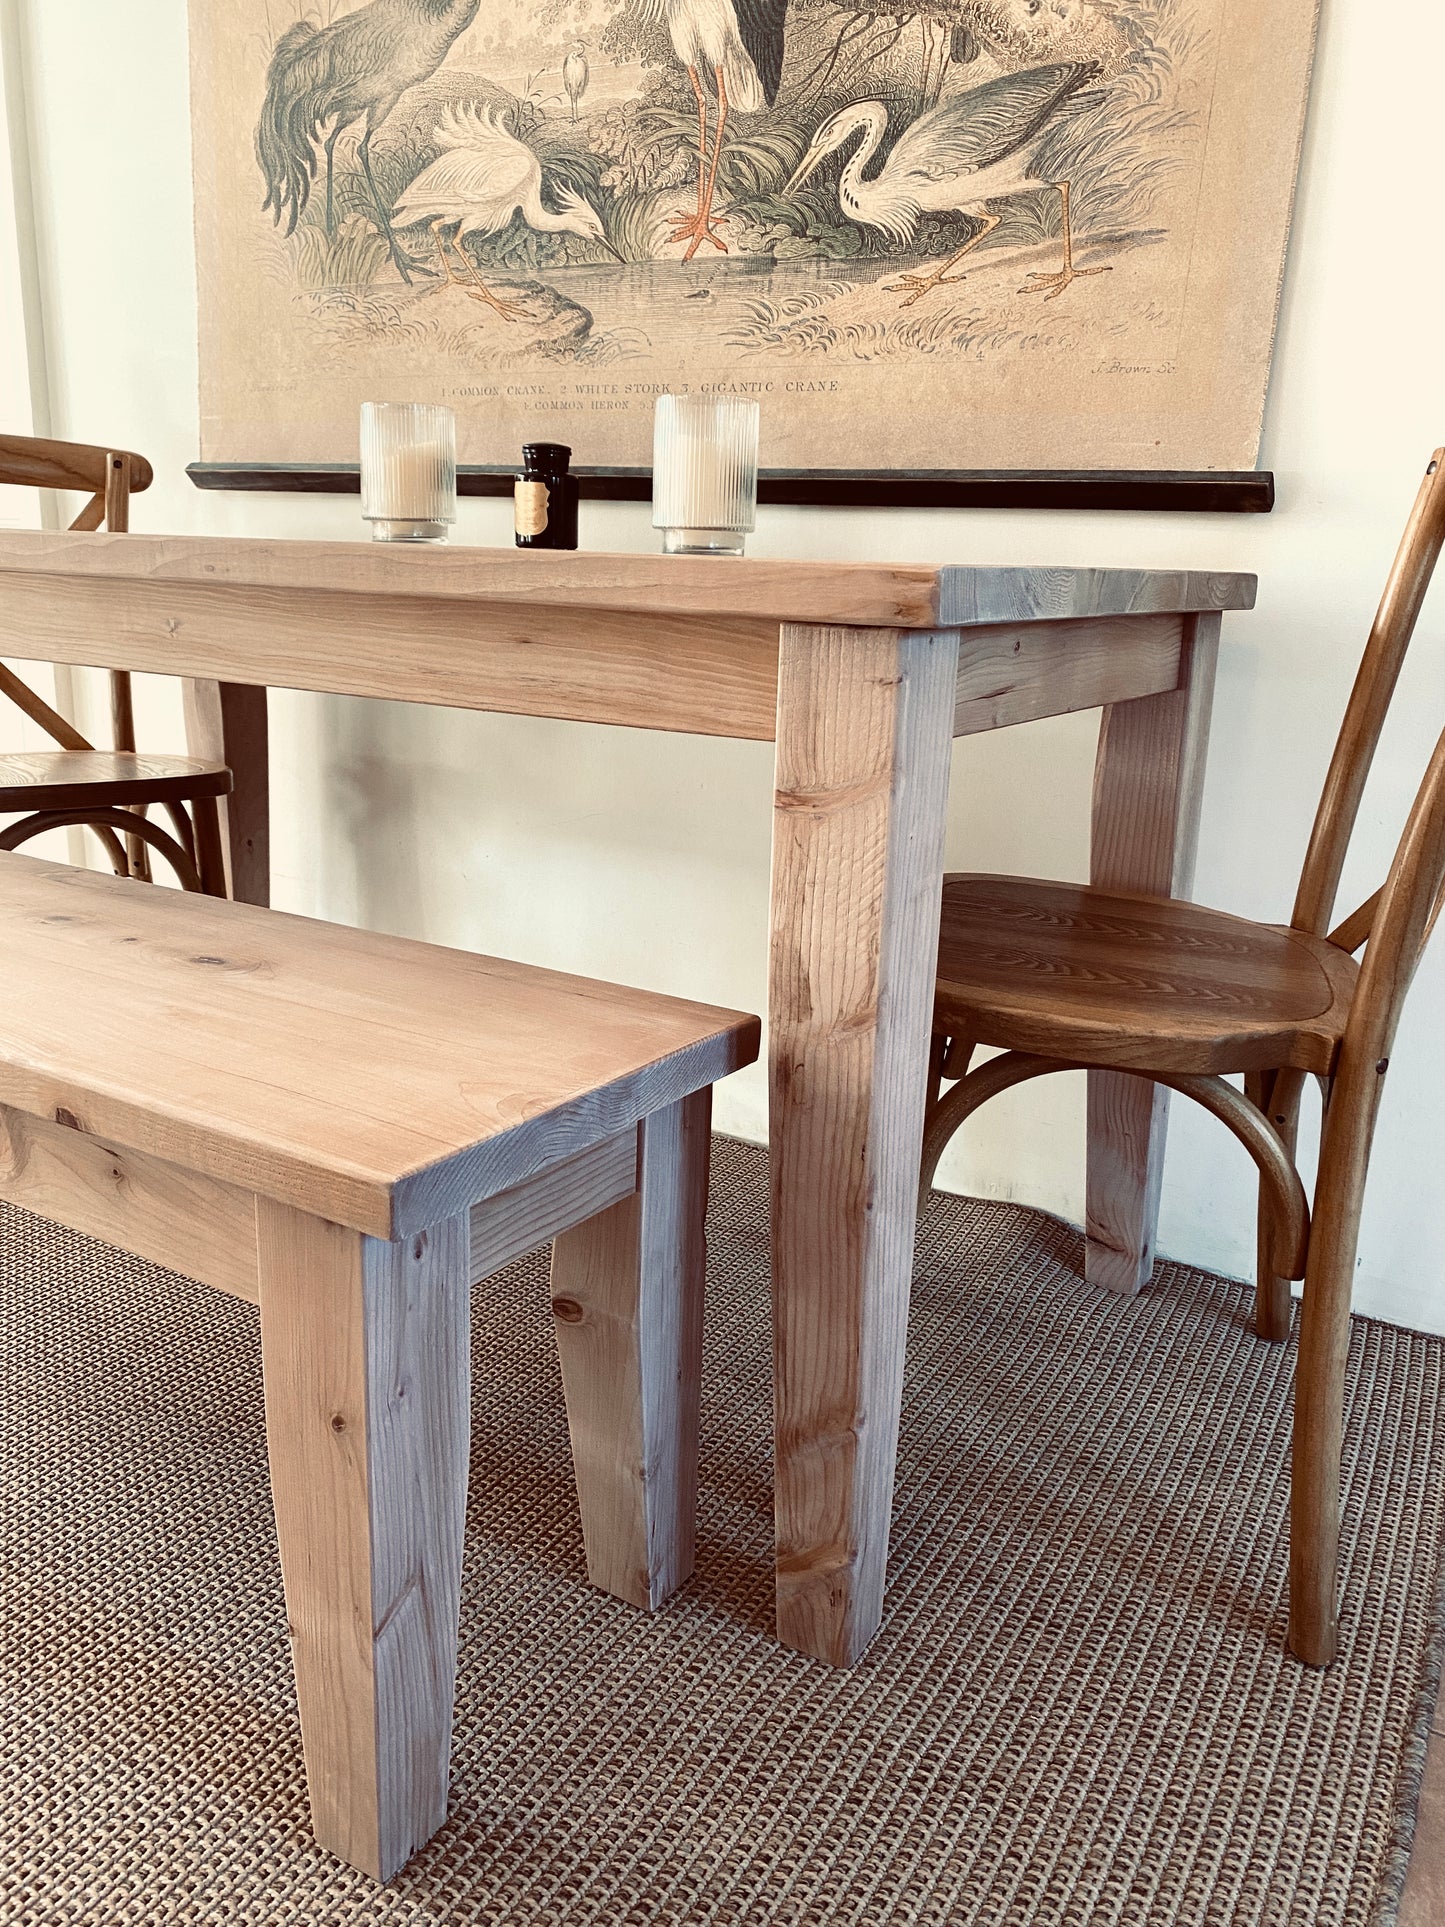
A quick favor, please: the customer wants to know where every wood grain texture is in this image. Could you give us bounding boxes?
[0,433,154,496]
[0,1101,261,1302]
[0,569,782,742]
[0,527,1256,628]
[470,1128,638,1283]
[549,1093,709,1609]
[953,613,1184,737]
[940,567,1254,627]
[0,750,231,810]
[0,529,941,628]
[1085,612,1221,1294]
[934,876,1358,1075]
[0,854,759,1239]
[183,680,270,905]
[770,622,960,1667]
[257,1201,471,1881]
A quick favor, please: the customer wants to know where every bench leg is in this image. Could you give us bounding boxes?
[255,1200,471,1882]
[549,1089,710,1610]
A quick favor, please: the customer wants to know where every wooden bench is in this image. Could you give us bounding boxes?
[0,852,759,1881]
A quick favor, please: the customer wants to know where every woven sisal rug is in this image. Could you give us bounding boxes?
[2,1138,1442,1925]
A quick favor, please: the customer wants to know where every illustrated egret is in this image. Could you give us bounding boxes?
[256,0,479,284]
[785,61,1109,305]
[655,0,791,260]
[392,103,621,320]
[563,41,591,122]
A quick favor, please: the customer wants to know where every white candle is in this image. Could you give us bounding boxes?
[653,396,760,557]
[360,403,457,543]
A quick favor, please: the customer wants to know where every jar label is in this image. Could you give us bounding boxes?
[515,480,549,538]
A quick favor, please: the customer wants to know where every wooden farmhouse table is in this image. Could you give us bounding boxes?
[0,532,1256,1668]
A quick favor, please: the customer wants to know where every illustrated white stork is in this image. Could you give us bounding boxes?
[563,42,591,122]
[785,60,1109,304]
[654,0,791,261]
[392,104,621,320]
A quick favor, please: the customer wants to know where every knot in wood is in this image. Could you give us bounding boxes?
[551,1297,585,1325]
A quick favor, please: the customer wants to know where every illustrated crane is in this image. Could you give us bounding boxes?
[256,0,480,285]
[785,60,1109,304]
[391,103,622,319]
[562,42,591,122]
[660,0,791,261]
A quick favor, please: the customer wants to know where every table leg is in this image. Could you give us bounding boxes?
[183,680,270,905]
[771,622,960,1667]
[550,1090,710,1610]
[1086,612,1221,1294]
[256,1200,471,1882]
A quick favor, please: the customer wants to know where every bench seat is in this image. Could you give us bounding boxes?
[0,852,756,1240]
[0,853,759,1882]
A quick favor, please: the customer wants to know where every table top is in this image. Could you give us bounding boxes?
[0,531,1258,630]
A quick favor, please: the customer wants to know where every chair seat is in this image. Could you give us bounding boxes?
[935,875,1360,1076]
[0,750,232,812]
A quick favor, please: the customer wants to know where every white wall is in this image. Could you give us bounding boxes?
[6,0,1445,1325]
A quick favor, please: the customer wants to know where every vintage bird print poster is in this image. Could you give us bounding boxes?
[189,0,1320,474]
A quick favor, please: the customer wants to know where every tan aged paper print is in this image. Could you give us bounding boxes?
[190,0,1320,473]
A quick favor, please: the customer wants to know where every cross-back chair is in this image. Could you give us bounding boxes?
[0,433,232,894]
[922,449,1445,1668]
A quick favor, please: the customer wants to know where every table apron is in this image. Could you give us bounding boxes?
[0,572,1188,742]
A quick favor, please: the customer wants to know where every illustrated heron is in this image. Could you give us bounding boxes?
[391,103,621,320]
[256,0,479,284]
[653,0,791,260]
[562,41,591,122]
[785,61,1109,305]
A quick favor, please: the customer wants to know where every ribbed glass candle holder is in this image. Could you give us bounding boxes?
[652,395,760,557]
[360,402,457,544]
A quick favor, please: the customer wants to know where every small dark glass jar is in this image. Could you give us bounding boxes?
[514,443,579,550]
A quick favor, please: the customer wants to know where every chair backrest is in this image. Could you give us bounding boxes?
[1298,450,1445,1070]
[0,433,153,754]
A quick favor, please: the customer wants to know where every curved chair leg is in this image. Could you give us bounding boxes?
[1289,1053,1383,1668]
[163,799,197,863]
[1249,1067,1305,1341]
[191,795,230,898]
[0,809,128,877]
[921,1051,1310,1279]
[0,808,205,893]
[922,1032,976,1168]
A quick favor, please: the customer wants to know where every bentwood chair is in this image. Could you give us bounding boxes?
[0,434,232,894]
[922,449,1445,1668]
